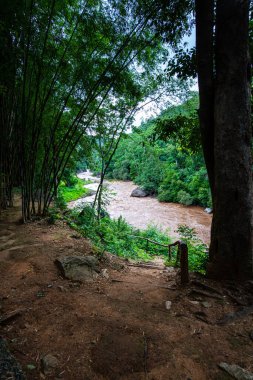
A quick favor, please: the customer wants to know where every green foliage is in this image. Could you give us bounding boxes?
[177,190,193,206]
[61,171,79,187]
[47,207,62,224]
[54,193,67,210]
[58,177,91,203]
[176,224,208,273]
[155,94,200,152]
[158,151,211,206]
[135,153,164,194]
[107,96,212,207]
[166,47,196,81]
[64,206,207,273]
[66,205,171,261]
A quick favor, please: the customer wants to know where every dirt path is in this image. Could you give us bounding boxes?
[0,203,252,379]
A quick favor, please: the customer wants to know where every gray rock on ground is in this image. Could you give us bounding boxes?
[130,187,149,197]
[55,255,100,282]
[219,362,253,380]
[41,354,59,375]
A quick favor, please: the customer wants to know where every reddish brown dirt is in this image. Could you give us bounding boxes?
[0,203,252,380]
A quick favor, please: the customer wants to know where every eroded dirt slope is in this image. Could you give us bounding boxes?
[0,203,252,380]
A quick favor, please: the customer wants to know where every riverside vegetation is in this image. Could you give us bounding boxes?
[54,177,208,274]
[46,95,209,273]
[91,95,212,208]
[53,96,210,273]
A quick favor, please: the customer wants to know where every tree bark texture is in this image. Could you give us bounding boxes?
[208,0,253,279]
[195,0,215,198]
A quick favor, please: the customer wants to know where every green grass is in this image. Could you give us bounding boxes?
[59,178,91,202]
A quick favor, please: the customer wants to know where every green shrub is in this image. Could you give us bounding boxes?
[176,224,208,273]
[177,190,193,206]
[111,160,131,180]
[62,169,78,187]
[65,206,171,261]
[158,168,183,202]
[55,193,67,210]
[135,155,164,194]
[47,207,62,224]
[65,207,207,274]
[58,177,90,202]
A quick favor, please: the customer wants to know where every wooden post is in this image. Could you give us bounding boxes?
[168,240,189,284]
[180,242,189,284]
[168,240,180,261]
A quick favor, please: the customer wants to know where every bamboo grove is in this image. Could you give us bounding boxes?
[0,0,193,221]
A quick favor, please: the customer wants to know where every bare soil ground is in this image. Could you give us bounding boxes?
[0,202,253,380]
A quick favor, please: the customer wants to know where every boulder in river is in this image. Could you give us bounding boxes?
[131,187,149,197]
[55,255,100,282]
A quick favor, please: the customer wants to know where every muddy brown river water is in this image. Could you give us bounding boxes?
[107,181,212,244]
[70,172,212,244]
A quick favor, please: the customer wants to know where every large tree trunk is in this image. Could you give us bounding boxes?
[195,0,215,198]
[208,0,253,279]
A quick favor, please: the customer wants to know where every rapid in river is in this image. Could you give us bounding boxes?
[69,171,212,244]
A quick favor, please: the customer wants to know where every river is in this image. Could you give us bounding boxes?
[69,171,212,244]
